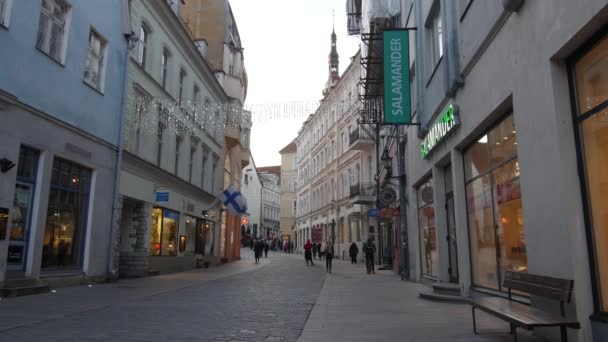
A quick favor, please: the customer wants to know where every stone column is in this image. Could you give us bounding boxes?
[119,201,151,278]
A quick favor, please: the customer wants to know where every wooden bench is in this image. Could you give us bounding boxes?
[470,271,580,342]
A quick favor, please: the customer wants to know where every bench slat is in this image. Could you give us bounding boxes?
[503,271,573,302]
[472,297,580,329]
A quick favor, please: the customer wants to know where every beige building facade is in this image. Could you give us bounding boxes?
[279,141,297,243]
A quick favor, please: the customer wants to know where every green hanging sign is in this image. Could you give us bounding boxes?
[383,30,411,125]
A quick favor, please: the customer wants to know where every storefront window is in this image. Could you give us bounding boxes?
[196,219,215,256]
[149,207,178,256]
[184,216,196,256]
[43,158,91,269]
[8,146,40,270]
[572,35,608,312]
[464,113,527,291]
[417,179,437,277]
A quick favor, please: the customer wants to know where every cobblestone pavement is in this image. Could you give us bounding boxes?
[0,249,325,342]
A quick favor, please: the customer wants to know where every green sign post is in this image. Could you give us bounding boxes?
[383,30,411,125]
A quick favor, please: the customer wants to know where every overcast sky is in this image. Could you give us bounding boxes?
[230,0,360,167]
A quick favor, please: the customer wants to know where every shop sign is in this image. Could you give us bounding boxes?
[155,190,169,203]
[380,207,399,218]
[368,208,380,217]
[383,29,411,125]
[421,104,460,159]
[379,188,397,205]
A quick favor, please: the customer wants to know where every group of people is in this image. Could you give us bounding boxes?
[303,239,334,272]
[252,239,269,264]
[302,237,377,275]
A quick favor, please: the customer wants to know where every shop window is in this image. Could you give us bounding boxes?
[43,157,91,269]
[149,207,178,256]
[464,113,526,292]
[184,216,197,255]
[8,146,40,270]
[417,178,438,277]
[571,35,608,312]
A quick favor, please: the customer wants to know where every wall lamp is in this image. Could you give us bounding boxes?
[0,158,16,173]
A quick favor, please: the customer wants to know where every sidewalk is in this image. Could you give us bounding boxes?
[298,258,546,342]
[0,248,267,333]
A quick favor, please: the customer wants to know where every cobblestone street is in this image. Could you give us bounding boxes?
[1,249,549,342]
[0,250,324,342]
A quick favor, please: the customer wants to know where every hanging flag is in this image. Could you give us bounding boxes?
[218,185,248,216]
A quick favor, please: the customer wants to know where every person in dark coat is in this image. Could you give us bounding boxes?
[264,240,269,258]
[254,240,263,264]
[304,239,314,266]
[349,242,359,264]
[312,242,318,260]
[363,237,376,274]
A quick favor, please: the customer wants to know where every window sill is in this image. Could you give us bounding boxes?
[590,313,608,324]
[426,55,444,88]
[83,80,105,95]
[0,23,8,30]
[36,47,65,67]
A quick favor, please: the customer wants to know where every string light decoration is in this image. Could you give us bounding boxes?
[127,95,371,138]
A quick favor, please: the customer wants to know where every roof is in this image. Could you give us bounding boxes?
[279,139,297,154]
[257,165,281,179]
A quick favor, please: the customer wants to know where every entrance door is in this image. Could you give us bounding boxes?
[446,194,459,283]
[7,183,34,271]
[445,165,459,283]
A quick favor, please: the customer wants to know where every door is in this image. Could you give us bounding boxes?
[8,183,34,271]
[446,194,459,283]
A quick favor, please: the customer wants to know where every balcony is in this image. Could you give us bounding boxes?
[349,128,374,150]
[346,0,362,35]
[349,182,376,204]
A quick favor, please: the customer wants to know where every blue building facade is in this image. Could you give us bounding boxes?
[0,0,129,288]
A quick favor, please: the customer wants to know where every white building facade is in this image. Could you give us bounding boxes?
[295,42,376,260]
[241,155,262,238]
[260,173,280,239]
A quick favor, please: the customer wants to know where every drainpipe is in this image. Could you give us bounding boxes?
[108,1,136,280]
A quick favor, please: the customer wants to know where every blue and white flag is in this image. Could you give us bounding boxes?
[218,185,248,216]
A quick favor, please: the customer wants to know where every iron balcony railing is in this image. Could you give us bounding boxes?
[350,182,376,199]
[346,0,362,35]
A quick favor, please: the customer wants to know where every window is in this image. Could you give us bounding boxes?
[43,157,91,269]
[189,142,196,183]
[201,149,208,190]
[417,179,437,277]
[137,24,148,67]
[355,163,361,185]
[571,35,608,312]
[161,49,170,90]
[36,0,69,62]
[8,146,40,270]
[464,114,525,291]
[175,134,183,175]
[427,2,443,71]
[178,69,186,105]
[150,208,179,256]
[193,85,200,108]
[0,0,12,27]
[157,105,168,167]
[133,90,148,154]
[83,30,107,91]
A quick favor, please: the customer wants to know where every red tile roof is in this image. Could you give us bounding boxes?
[279,139,297,154]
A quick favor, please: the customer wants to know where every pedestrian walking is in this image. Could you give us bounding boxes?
[324,240,334,273]
[254,239,263,264]
[363,237,376,274]
[319,241,325,261]
[264,240,269,258]
[289,241,294,253]
[349,242,359,264]
[304,239,314,266]
[312,242,318,260]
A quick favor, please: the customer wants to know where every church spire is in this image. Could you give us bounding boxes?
[327,21,340,91]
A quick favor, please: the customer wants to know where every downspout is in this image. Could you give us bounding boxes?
[108,0,135,280]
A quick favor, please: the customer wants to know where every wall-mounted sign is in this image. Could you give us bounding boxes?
[379,188,397,205]
[421,104,460,159]
[368,208,380,217]
[383,29,411,125]
[380,207,399,219]
[155,190,169,203]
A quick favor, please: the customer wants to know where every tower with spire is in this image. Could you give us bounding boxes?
[324,14,340,96]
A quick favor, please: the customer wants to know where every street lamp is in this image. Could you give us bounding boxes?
[381,146,392,170]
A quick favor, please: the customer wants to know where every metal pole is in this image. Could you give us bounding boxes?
[398,131,409,279]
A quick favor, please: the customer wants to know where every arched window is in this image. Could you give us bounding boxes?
[331,179,335,201]
[347,169,352,195]
[355,163,361,185]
